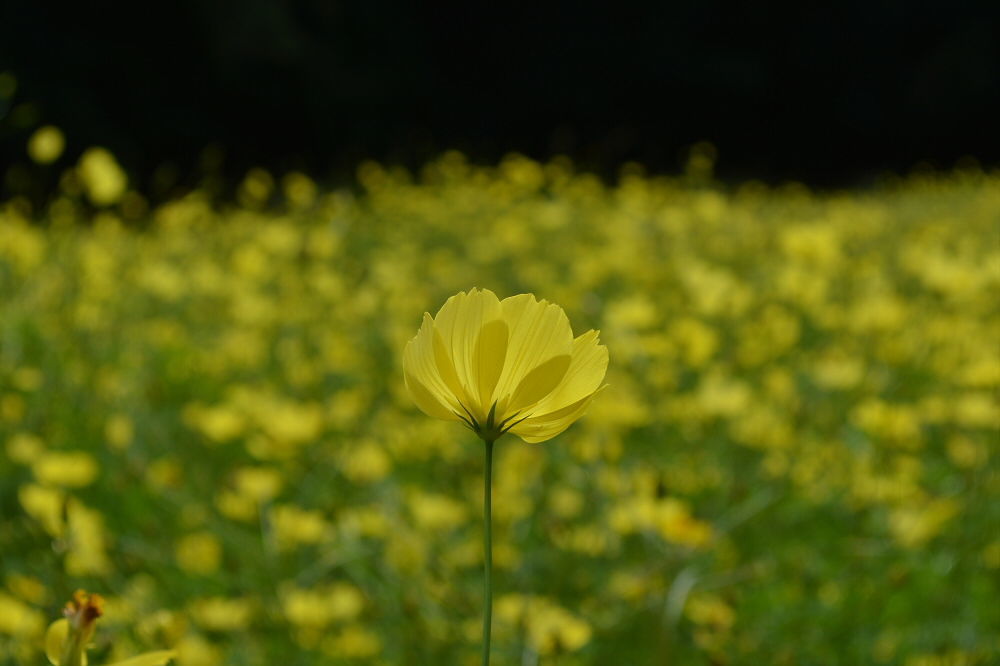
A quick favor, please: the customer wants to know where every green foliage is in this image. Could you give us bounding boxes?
[0,155,998,665]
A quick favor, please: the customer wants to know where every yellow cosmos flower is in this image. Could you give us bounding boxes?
[403,288,608,443]
[45,590,175,666]
[404,289,608,665]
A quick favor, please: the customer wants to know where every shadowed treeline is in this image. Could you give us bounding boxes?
[1,0,998,195]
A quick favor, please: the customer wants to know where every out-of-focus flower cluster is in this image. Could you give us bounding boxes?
[1,151,997,665]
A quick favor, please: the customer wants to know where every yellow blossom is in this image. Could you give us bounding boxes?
[214,490,257,523]
[407,490,468,531]
[105,414,135,450]
[78,148,127,206]
[173,634,221,666]
[686,593,735,630]
[496,595,592,656]
[12,366,44,391]
[6,573,47,605]
[175,532,222,575]
[45,590,175,666]
[182,404,246,443]
[888,498,960,548]
[270,504,330,549]
[188,597,255,632]
[18,483,66,537]
[322,624,381,658]
[33,451,99,488]
[6,432,45,464]
[280,583,365,627]
[340,439,392,483]
[548,486,585,519]
[0,591,46,637]
[1,393,26,422]
[233,466,284,502]
[65,501,112,576]
[403,288,608,442]
[28,126,65,164]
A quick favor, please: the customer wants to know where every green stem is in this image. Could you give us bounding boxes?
[482,438,495,666]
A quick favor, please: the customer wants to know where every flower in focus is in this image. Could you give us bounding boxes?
[45,590,175,666]
[403,289,608,442]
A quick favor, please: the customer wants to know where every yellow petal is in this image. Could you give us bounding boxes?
[509,386,607,443]
[432,326,472,411]
[45,619,70,666]
[529,330,608,416]
[473,318,509,409]
[404,370,460,421]
[107,650,177,666]
[494,294,573,415]
[403,314,462,421]
[506,354,571,413]
[432,288,504,420]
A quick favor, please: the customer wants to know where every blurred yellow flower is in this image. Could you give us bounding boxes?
[233,466,284,502]
[1,393,26,423]
[18,483,65,537]
[946,435,989,469]
[496,594,592,656]
[182,404,246,443]
[6,573,47,605]
[548,486,585,519]
[282,171,317,208]
[340,439,391,483]
[33,451,99,488]
[888,497,960,548]
[322,623,381,658]
[188,597,255,632]
[27,126,65,164]
[270,504,330,549]
[12,366,44,391]
[256,399,324,445]
[45,590,175,666]
[653,498,713,548]
[237,168,273,208]
[65,501,112,576]
[686,592,735,630]
[105,414,135,450]
[175,532,222,575]
[0,591,46,638]
[174,634,222,666]
[6,432,45,464]
[214,489,257,522]
[78,148,127,206]
[280,583,365,628]
[403,288,607,443]
[407,490,467,531]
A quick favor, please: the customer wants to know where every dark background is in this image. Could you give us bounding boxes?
[1,0,998,197]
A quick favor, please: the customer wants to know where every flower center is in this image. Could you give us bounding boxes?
[453,401,532,442]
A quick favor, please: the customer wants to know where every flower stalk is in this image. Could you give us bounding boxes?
[482,437,495,666]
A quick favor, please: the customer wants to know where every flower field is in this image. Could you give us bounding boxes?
[1,153,998,665]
